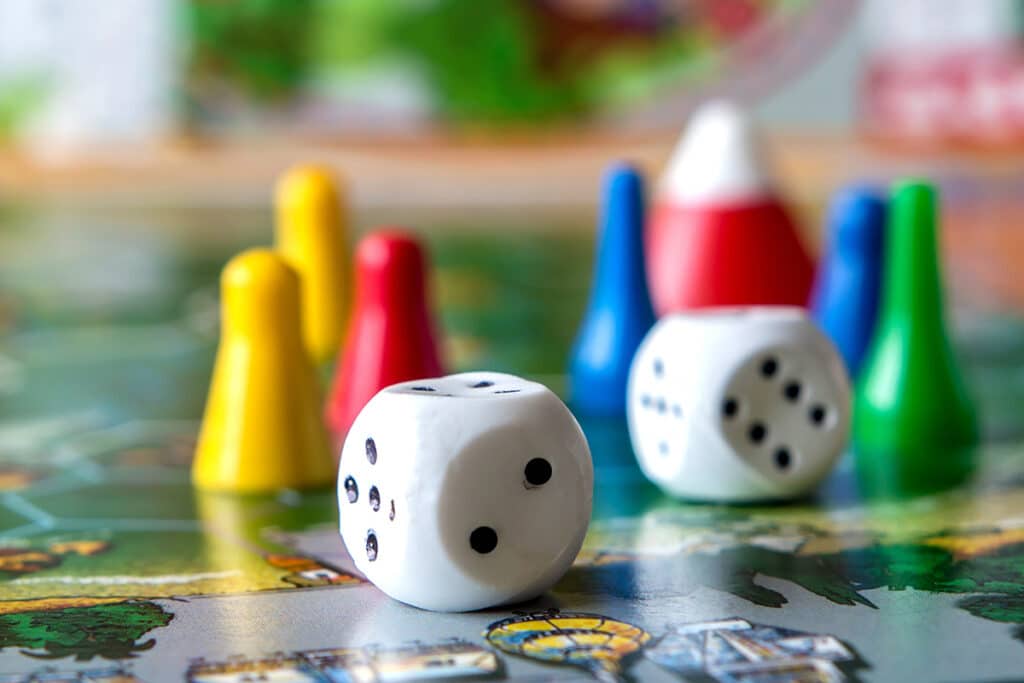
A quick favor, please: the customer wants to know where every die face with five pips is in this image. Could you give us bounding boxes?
[337,372,594,612]
[627,308,851,503]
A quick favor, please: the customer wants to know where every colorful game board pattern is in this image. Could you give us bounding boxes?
[4,208,1024,680]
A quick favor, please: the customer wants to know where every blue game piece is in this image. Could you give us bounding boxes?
[568,163,656,415]
[810,185,887,377]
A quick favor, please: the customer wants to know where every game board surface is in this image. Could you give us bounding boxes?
[2,203,1024,683]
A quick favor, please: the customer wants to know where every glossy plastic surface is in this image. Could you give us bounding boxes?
[275,165,352,365]
[811,185,886,377]
[326,230,444,441]
[193,249,334,493]
[647,100,813,314]
[647,199,813,314]
[569,163,655,416]
[854,181,979,496]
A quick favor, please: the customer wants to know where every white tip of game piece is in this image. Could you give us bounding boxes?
[658,100,773,206]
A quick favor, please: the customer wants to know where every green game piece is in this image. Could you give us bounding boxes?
[854,180,979,497]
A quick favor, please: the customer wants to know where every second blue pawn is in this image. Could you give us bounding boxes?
[569,163,656,416]
[811,185,887,377]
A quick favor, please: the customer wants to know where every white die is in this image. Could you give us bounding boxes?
[626,308,851,502]
[337,372,593,612]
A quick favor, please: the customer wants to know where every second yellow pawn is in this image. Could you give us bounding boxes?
[275,165,352,365]
[193,249,335,493]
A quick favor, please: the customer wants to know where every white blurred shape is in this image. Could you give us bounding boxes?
[0,0,178,150]
[866,0,1022,54]
[658,100,773,206]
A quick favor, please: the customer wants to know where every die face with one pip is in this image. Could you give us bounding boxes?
[338,372,594,612]
[626,308,851,502]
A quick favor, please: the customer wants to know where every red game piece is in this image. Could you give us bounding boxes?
[326,230,444,441]
[647,101,814,315]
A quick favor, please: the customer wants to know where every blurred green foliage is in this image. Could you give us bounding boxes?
[183,0,818,126]
[395,0,580,124]
[185,0,315,102]
[0,78,47,141]
[310,0,576,124]
[311,0,406,67]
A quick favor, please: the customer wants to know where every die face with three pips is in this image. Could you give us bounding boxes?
[338,372,594,612]
[627,308,851,503]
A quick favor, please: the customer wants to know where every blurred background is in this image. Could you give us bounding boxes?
[4,0,1023,141]
[4,0,1024,435]
[3,0,1024,208]
[0,0,862,141]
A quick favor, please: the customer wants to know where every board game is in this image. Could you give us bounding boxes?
[2,201,1024,683]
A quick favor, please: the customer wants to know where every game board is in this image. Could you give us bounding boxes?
[2,203,1024,683]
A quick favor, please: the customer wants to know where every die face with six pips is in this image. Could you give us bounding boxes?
[337,371,593,612]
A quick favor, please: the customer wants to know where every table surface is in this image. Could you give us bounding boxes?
[1,203,1024,683]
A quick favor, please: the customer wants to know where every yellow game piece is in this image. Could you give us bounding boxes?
[193,249,335,493]
[275,165,352,365]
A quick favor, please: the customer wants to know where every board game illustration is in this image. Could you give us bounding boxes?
[3,205,1024,682]
[486,611,650,682]
[643,618,864,682]
[187,639,501,682]
[0,668,140,683]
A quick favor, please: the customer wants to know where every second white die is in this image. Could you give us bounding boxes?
[626,307,851,502]
[338,371,593,612]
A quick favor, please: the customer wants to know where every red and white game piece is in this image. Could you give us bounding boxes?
[647,100,814,315]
